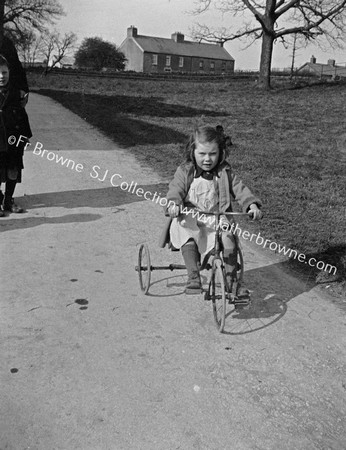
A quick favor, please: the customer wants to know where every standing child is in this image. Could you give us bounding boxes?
[161,125,262,294]
[0,54,32,216]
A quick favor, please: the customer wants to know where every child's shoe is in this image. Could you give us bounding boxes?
[234,284,251,309]
[236,285,250,298]
[4,198,24,213]
[185,270,202,294]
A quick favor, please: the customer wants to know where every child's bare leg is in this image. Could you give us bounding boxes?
[181,238,201,293]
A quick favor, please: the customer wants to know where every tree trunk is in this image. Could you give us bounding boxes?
[258,31,274,90]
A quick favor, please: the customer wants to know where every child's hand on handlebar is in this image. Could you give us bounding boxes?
[248,203,262,220]
[168,204,180,218]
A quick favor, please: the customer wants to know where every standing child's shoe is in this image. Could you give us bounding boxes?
[0,191,5,216]
[4,198,24,213]
[0,191,4,216]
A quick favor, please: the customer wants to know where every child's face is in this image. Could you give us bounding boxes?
[194,139,219,171]
[0,64,9,87]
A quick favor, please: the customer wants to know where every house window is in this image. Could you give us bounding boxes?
[166,55,171,66]
[179,57,184,68]
[221,62,226,72]
[152,54,158,65]
[199,60,204,69]
[210,61,215,70]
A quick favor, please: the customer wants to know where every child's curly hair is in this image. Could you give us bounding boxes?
[184,125,232,166]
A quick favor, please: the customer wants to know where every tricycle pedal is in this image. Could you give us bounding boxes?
[234,296,251,309]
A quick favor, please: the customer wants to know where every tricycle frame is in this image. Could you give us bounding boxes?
[135,211,250,333]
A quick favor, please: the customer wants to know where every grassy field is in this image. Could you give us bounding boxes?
[27,72,346,295]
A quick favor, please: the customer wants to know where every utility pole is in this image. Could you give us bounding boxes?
[290,33,298,80]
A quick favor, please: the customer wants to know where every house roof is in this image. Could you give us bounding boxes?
[298,61,346,76]
[131,35,234,61]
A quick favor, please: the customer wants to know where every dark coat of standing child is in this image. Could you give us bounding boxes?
[0,53,32,216]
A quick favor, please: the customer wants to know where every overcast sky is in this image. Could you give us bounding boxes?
[56,0,345,70]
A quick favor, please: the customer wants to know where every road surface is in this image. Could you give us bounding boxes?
[0,94,345,450]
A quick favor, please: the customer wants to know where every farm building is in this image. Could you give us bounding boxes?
[119,26,235,74]
[57,56,75,69]
[297,56,346,80]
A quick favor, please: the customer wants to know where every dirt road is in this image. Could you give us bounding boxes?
[1,94,345,450]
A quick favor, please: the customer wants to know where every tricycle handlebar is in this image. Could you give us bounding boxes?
[181,208,250,217]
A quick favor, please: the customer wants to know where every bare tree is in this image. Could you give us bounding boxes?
[3,0,64,41]
[39,30,77,74]
[15,30,43,65]
[191,0,346,89]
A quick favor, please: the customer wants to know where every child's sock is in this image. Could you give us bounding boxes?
[181,239,201,291]
[224,255,249,298]
[223,253,237,292]
[4,180,16,205]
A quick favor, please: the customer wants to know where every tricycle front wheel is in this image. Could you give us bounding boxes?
[210,259,227,333]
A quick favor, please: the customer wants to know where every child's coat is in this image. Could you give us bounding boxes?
[159,161,261,249]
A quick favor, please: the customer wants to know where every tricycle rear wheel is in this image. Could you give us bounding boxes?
[137,244,151,294]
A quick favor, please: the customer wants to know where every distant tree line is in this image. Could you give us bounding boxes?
[0,0,125,74]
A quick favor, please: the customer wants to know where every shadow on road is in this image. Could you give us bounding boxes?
[140,258,320,335]
[36,89,229,148]
[37,89,228,118]
[0,183,169,232]
[0,213,102,232]
[23,183,168,209]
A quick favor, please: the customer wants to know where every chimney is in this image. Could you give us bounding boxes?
[171,32,184,43]
[310,55,316,64]
[218,41,224,47]
[127,26,138,37]
[328,59,335,66]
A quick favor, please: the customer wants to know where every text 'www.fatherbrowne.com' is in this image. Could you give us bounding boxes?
[180,206,337,275]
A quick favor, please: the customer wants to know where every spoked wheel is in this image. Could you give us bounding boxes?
[137,244,151,294]
[210,259,227,333]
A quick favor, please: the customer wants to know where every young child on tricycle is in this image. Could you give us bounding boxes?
[159,125,262,294]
